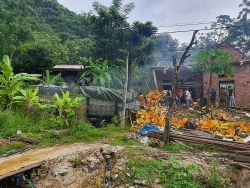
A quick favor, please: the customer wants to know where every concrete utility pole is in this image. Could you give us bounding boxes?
[120,52,129,127]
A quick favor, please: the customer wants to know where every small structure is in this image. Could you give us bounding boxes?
[52,65,84,86]
[150,61,203,101]
[203,41,250,107]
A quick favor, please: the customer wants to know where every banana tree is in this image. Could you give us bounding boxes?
[80,57,112,87]
[14,87,51,116]
[0,55,41,109]
[53,91,85,127]
[45,70,64,85]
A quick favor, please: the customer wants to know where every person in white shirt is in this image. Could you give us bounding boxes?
[185,88,191,108]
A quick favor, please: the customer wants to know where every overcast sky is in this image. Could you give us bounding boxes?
[57,0,242,43]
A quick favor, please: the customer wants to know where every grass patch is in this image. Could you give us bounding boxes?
[108,135,138,146]
[0,141,26,156]
[0,109,132,152]
[114,149,203,187]
[205,158,231,188]
[113,148,232,188]
[164,142,221,153]
[164,142,191,152]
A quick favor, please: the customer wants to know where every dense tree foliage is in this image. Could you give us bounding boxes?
[196,0,250,55]
[87,0,158,88]
[0,0,248,92]
[191,49,236,111]
[12,32,69,73]
[0,0,41,59]
[35,0,88,41]
[153,34,183,63]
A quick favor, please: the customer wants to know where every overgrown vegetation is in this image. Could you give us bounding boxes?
[0,108,131,154]
[206,158,231,188]
[113,149,233,188]
[164,142,221,153]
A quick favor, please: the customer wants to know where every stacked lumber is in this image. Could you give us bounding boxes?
[147,130,250,163]
[147,131,250,151]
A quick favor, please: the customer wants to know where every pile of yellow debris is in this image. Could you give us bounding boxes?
[131,90,168,131]
[131,90,250,142]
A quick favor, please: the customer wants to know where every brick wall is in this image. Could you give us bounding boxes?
[218,41,248,62]
[202,41,250,107]
[203,63,250,107]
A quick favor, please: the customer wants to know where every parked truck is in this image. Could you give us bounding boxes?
[37,85,141,125]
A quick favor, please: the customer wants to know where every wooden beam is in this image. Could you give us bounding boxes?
[0,160,46,180]
[152,69,158,90]
[17,135,40,144]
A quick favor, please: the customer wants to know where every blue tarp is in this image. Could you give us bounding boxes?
[139,124,160,134]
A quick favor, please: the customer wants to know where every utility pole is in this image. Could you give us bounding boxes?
[120,52,129,127]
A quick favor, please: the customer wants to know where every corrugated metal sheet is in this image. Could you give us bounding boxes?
[53,65,84,70]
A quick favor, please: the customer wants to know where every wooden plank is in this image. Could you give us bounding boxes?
[233,155,250,163]
[147,131,250,151]
[236,151,250,156]
[17,135,40,144]
[0,160,46,180]
[222,161,250,169]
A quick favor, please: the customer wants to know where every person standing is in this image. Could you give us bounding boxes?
[210,88,216,106]
[185,88,191,108]
[227,86,235,107]
[219,87,227,107]
[178,89,184,107]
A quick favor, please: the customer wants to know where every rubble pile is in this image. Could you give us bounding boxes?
[131,90,250,143]
[131,90,168,131]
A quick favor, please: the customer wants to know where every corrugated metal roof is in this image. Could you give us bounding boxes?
[156,61,192,67]
[53,65,84,70]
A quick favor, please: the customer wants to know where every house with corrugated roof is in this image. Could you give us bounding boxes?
[151,41,250,106]
[150,61,203,101]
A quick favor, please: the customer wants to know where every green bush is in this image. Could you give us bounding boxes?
[164,156,202,188]
[206,158,231,188]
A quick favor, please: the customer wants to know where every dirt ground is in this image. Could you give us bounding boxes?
[0,137,247,188]
[1,107,250,187]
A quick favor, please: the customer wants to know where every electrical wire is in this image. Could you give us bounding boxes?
[157,21,214,27]
[147,18,242,27]
[0,22,249,40]
[203,0,212,21]
[155,23,249,34]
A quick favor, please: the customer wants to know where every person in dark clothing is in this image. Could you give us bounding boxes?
[210,88,216,106]
[166,90,172,96]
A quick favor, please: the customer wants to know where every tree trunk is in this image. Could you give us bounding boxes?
[206,72,212,113]
[162,61,178,143]
[162,30,199,144]
[120,52,129,127]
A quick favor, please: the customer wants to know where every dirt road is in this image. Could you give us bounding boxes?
[0,142,102,176]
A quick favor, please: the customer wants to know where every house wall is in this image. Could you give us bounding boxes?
[202,41,250,107]
[154,66,203,100]
[203,62,250,107]
[218,42,248,62]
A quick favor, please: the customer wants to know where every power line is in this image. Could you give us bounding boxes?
[0,23,249,41]
[158,21,213,27]
[157,18,242,27]
[203,0,212,21]
[155,23,250,34]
